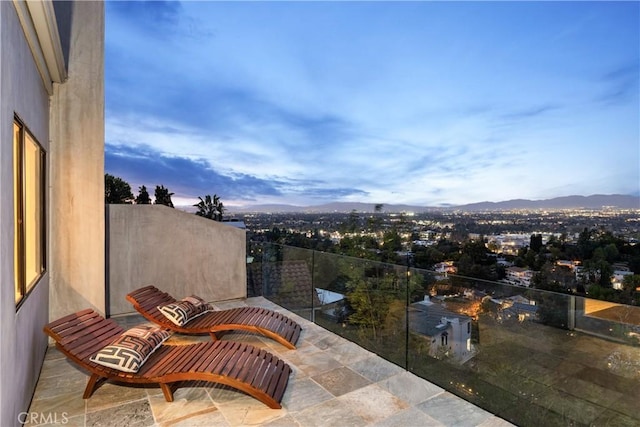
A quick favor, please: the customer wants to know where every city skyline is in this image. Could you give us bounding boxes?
[105,1,639,208]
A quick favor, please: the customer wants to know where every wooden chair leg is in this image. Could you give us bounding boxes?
[160,383,176,402]
[83,374,107,399]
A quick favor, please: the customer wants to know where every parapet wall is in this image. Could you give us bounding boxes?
[108,205,247,315]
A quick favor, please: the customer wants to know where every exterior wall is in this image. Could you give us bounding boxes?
[428,319,473,364]
[49,0,105,320]
[448,318,473,364]
[0,2,52,424]
[108,205,247,315]
[0,1,104,424]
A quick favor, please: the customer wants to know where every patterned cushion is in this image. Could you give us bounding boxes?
[158,295,214,326]
[89,325,171,373]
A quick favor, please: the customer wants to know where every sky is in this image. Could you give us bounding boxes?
[105,1,640,209]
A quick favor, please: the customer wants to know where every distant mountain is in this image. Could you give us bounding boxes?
[227,194,640,213]
[455,194,640,211]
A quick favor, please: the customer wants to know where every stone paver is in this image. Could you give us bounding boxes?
[29,298,513,427]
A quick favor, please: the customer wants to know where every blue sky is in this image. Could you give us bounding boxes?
[105,1,639,208]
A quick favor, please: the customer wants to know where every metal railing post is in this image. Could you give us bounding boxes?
[311,250,316,323]
[405,255,410,370]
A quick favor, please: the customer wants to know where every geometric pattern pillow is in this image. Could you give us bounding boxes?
[89,324,172,373]
[157,295,214,326]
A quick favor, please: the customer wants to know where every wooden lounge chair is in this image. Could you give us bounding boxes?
[126,285,302,349]
[43,309,291,409]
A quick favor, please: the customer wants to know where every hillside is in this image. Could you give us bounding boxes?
[227,194,640,213]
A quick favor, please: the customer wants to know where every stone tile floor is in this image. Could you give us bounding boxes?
[27,298,513,427]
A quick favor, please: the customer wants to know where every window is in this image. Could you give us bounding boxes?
[14,117,46,306]
[441,332,448,346]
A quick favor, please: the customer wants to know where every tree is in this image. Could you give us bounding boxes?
[194,194,225,221]
[104,174,133,204]
[530,234,543,253]
[154,185,174,207]
[577,227,595,259]
[135,185,152,204]
[622,274,640,305]
[344,209,359,233]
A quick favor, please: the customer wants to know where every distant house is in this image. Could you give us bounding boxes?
[434,261,457,274]
[503,302,539,322]
[505,266,534,287]
[432,261,457,280]
[503,295,534,306]
[486,234,529,255]
[409,297,475,364]
[556,260,581,271]
[496,258,513,267]
[612,270,634,290]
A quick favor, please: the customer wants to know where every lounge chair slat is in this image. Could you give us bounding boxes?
[44,310,290,409]
[237,348,263,383]
[221,343,249,376]
[192,341,227,372]
[228,345,256,379]
[209,341,242,373]
[243,351,268,387]
[250,351,275,389]
[126,286,301,349]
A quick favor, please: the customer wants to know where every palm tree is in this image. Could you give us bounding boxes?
[194,194,224,221]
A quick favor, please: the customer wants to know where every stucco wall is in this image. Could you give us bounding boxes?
[108,205,247,315]
[0,1,104,423]
[0,2,52,424]
[49,0,105,320]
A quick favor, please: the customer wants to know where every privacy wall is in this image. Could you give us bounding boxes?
[108,205,247,315]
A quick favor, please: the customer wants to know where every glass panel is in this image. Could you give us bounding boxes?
[13,122,22,303]
[253,243,640,426]
[23,132,44,290]
[248,243,315,320]
[407,270,640,426]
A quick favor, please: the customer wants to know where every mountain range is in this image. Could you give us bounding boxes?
[227,194,640,213]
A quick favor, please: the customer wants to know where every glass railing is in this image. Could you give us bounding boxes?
[248,242,640,427]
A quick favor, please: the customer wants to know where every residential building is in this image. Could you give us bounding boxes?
[612,269,634,290]
[505,266,534,287]
[409,297,474,364]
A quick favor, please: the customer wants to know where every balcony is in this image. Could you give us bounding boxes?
[28,224,639,426]
[29,297,509,426]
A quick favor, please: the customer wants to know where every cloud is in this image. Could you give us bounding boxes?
[498,104,561,121]
[105,143,368,205]
[104,2,640,207]
[107,1,183,38]
[105,143,281,201]
[596,62,640,105]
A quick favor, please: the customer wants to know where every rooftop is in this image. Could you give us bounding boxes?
[29,297,512,427]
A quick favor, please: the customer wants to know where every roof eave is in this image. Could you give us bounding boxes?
[13,0,67,95]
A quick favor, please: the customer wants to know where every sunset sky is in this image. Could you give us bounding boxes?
[105,1,639,208]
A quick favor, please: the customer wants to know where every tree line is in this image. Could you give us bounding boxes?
[250,213,640,306]
[104,174,225,221]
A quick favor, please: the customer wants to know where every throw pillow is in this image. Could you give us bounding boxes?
[89,324,172,373]
[158,295,214,326]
